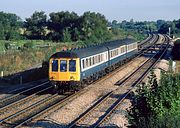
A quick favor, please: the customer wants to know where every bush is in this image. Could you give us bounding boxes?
[128,69,180,128]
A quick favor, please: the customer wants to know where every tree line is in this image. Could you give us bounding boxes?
[0,11,111,44]
[1,11,180,43]
[110,19,180,36]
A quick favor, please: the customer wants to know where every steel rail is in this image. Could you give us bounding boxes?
[0,85,52,115]
[0,81,50,108]
[68,35,169,128]
[12,89,87,128]
[93,36,169,127]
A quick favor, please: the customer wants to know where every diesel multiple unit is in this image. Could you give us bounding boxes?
[49,39,138,89]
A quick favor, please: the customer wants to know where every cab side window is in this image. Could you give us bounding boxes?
[60,60,67,72]
[52,60,58,72]
[69,60,76,72]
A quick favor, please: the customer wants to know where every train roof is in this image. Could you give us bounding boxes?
[103,38,135,50]
[50,38,135,59]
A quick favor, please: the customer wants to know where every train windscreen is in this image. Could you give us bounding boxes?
[60,60,67,72]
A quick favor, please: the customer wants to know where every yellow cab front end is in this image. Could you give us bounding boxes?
[49,58,80,85]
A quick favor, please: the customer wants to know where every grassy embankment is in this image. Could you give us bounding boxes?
[0,40,80,76]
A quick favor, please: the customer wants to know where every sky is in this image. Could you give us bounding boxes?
[0,0,180,22]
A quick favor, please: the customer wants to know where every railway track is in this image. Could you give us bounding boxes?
[0,34,164,128]
[0,81,50,108]
[0,86,53,120]
[139,33,153,45]
[138,34,160,53]
[68,35,169,128]
[0,89,87,128]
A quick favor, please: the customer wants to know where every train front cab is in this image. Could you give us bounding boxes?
[49,58,80,89]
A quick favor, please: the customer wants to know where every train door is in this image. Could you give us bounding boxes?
[49,59,59,81]
[69,58,80,81]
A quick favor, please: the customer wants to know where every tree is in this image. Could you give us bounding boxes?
[0,11,22,40]
[24,11,47,39]
[47,11,79,41]
[158,23,169,34]
[158,22,176,34]
[80,11,111,43]
[156,20,166,30]
[112,20,118,28]
[175,19,180,29]
[63,28,71,42]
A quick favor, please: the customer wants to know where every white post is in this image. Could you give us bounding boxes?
[172,61,176,72]
[1,71,3,78]
[169,27,171,36]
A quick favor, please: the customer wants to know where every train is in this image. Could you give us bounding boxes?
[48,38,141,91]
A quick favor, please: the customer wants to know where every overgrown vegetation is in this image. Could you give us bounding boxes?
[0,42,77,76]
[128,68,180,128]
[111,28,145,41]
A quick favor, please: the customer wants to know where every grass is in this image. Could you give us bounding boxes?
[0,41,6,53]
[0,40,64,54]
[0,42,78,76]
[111,29,146,41]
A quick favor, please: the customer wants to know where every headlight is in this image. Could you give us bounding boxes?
[70,76,74,80]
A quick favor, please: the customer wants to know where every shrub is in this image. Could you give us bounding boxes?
[128,69,180,128]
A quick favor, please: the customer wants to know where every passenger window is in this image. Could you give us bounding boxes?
[69,60,76,72]
[52,60,58,72]
[95,56,98,64]
[92,57,95,65]
[86,58,89,67]
[101,54,103,61]
[89,58,92,66]
[60,60,67,72]
[98,55,101,62]
[82,59,85,69]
